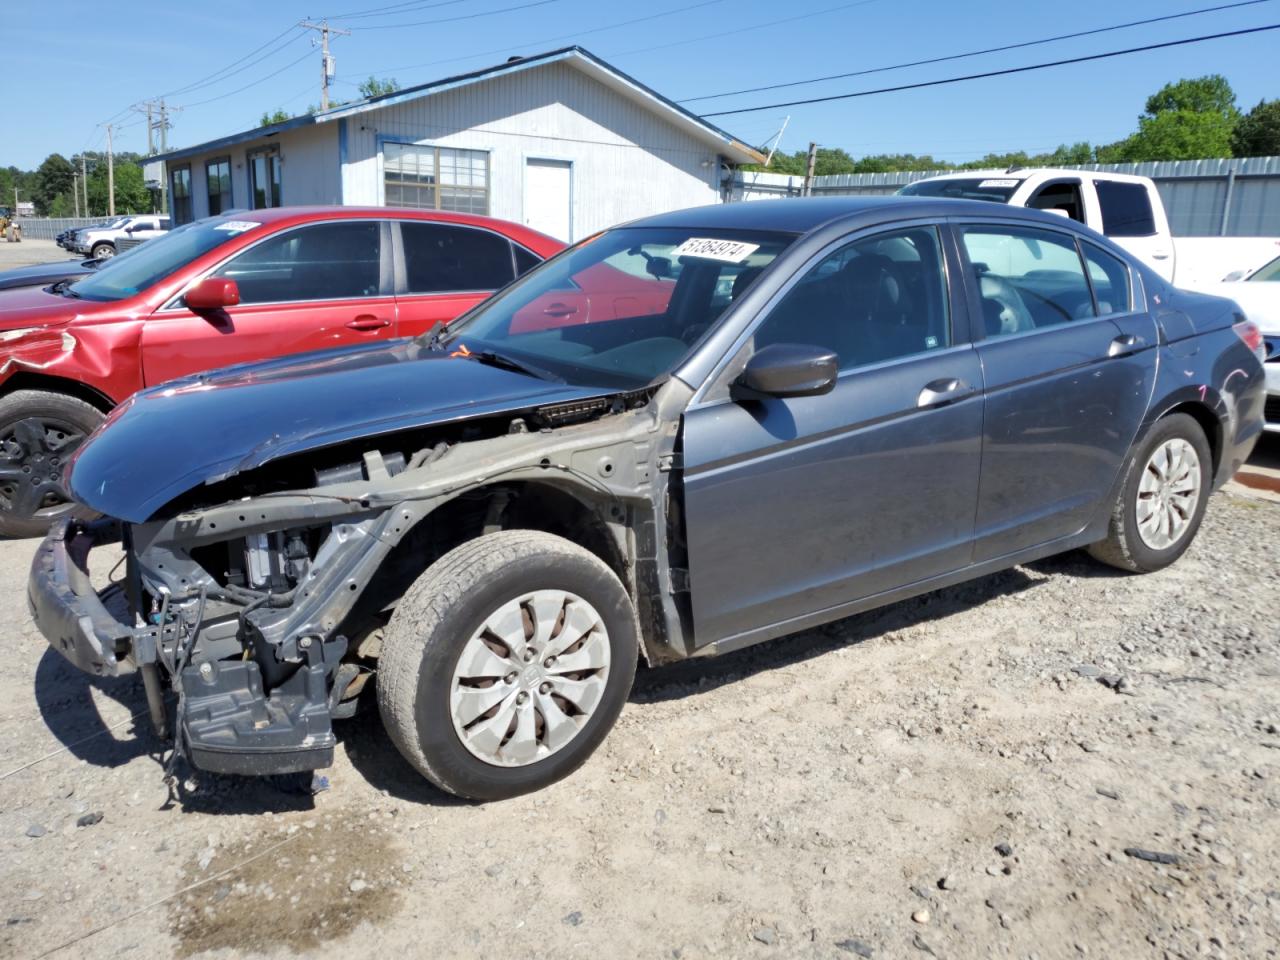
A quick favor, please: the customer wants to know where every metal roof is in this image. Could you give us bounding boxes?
[150,46,766,166]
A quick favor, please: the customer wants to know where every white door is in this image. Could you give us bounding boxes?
[525,159,572,242]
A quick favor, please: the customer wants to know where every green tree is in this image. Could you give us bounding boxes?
[86,161,152,216]
[259,108,293,126]
[1232,99,1280,156]
[1144,75,1238,118]
[1100,76,1239,162]
[358,76,400,99]
[34,153,75,215]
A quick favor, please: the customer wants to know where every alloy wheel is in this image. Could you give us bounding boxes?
[449,589,611,767]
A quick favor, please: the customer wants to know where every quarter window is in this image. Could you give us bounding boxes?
[206,157,233,216]
[170,165,192,226]
[384,142,489,215]
[754,226,951,371]
[1081,242,1133,315]
[961,226,1094,336]
[400,222,515,293]
[1094,180,1156,237]
[213,221,381,304]
[248,147,281,210]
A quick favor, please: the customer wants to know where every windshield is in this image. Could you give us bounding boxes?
[1248,255,1280,282]
[66,216,262,302]
[899,177,1022,202]
[437,227,795,389]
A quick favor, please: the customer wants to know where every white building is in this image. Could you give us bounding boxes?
[151,47,765,242]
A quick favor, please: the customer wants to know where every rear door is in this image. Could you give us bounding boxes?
[141,219,397,384]
[393,220,529,338]
[1089,178,1175,281]
[680,222,985,646]
[957,220,1158,561]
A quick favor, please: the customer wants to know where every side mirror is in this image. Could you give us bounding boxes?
[185,276,240,312]
[732,343,838,400]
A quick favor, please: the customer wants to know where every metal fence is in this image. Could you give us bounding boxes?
[12,217,110,241]
[731,156,1280,237]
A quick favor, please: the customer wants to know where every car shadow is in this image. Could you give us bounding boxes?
[336,701,476,808]
[631,563,1046,704]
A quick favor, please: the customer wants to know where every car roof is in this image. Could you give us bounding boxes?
[627,195,1091,237]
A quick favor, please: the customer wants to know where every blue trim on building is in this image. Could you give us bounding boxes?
[337,117,348,204]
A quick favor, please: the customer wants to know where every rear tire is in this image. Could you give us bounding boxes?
[1088,413,1212,573]
[0,390,103,538]
[377,530,638,801]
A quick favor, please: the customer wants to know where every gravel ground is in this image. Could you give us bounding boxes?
[1,474,1278,960]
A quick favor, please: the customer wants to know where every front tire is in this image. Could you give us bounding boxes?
[90,242,114,260]
[377,530,639,801]
[1088,413,1212,573]
[0,390,103,538]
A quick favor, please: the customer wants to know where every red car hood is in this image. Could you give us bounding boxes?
[0,285,106,329]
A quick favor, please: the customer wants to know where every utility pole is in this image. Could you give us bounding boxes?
[73,172,80,217]
[134,99,177,213]
[802,141,818,197]
[299,19,350,110]
[104,123,115,216]
[80,155,88,216]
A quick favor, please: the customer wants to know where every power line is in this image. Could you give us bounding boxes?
[179,48,316,109]
[353,0,561,30]
[160,25,306,98]
[341,0,726,77]
[612,0,885,58]
[325,0,467,21]
[702,22,1280,117]
[681,0,1277,103]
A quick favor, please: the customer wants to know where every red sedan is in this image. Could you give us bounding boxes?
[0,206,562,535]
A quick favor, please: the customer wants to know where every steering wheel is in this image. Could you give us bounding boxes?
[979,274,1035,336]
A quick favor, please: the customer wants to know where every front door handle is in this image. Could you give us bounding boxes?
[1108,333,1144,357]
[1151,251,1172,260]
[917,378,976,408]
[346,315,391,331]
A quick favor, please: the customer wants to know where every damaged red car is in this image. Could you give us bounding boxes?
[0,207,561,536]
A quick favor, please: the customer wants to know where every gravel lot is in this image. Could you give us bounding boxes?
[0,452,1277,960]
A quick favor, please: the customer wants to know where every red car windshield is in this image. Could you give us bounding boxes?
[65,216,263,302]
[437,226,794,389]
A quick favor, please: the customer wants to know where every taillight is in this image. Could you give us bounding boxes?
[1233,319,1265,358]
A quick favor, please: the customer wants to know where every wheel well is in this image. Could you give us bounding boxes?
[0,373,116,413]
[1161,401,1222,474]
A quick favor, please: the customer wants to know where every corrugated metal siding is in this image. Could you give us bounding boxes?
[732,157,1280,237]
[341,61,721,239]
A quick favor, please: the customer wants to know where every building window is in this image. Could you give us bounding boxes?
[384,142,488,215]
[248,147,281,209]
[170,165,193,225]
[206,157,232,216]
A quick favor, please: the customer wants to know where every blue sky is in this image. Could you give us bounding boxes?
[2,0,1276,170]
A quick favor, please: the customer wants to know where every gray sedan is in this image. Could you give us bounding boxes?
[31,197,1267,801]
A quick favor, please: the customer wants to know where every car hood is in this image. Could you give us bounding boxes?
[0,259,95,291]
[67,339,616,522]
[0,285,88,328]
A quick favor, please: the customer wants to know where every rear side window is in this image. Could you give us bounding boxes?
[1095,181,1157,237]
[1081,242,1133,315]
[215,221,382,304]
[513,244,541,276]
[961,226,1095,337]
[401,222,515,293]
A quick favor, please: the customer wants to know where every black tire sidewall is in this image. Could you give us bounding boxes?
[1118,414,1212,572]
[409,548,637,801]
[0,391,104,538]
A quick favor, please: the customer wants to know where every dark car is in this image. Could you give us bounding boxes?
[29,197,1266,801]
[0,257,99,291]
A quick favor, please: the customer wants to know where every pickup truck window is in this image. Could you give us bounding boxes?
[1249,255,1280,282]
[756,227,950,370]
[1095,181,1157,237]
[961,226,1095,336]
[1027,180,1084,223]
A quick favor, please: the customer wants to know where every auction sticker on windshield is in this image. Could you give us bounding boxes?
[673,238,761,263]
[214,221,260,233]
[978,179,1021,189]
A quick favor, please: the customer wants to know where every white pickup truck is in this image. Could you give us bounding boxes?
[900,168,1280,286]
[902,168,1280,431]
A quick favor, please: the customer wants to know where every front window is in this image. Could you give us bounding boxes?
[170,165,192,225]
[65,216,262,303]
[206,157,233,216]
[384,142,489,215]
[212,221,382,303]
[438,227,795,389]
[900,177,1022,203]
[1248,255,1280,282]
[248,147,281,209]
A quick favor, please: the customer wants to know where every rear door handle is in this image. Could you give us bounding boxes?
[346,315,391,331]
[917,378,976,408]
[1108,333,1144,357]
[543,302,578,318]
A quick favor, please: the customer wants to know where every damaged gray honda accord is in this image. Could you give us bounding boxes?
[29,197,1267,800]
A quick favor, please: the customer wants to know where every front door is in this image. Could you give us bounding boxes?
[525,159,572,242]
[681,224,984,647]
[957,221,1158,560]
[141,220,397,384]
